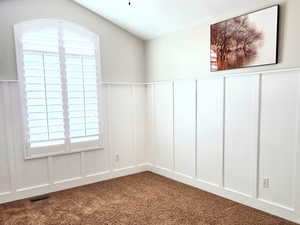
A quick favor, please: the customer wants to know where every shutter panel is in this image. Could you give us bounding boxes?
[63,29,101,150]
[22,29,66,150]
[16,20,103,157]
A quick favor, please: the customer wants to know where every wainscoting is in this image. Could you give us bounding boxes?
[0,82,147,204]
[1,68,300,224]
[146,69,300,224]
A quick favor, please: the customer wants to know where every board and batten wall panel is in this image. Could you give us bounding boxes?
[2,69,300,223]
[224,75,259,197]
[4,83,50,191]
[0,82,147,204]
[173,80,196,178]
[134,85,147,165]
[146,84,155,165]
[106,85,135,170]
[84,150,108,176]
[0,83,13,194]
[153,82,174,171]
[148,71,300,223]
[53,153,81,183]
[197,78,224,186]
[15,157,49,190]
[259,71,300,209]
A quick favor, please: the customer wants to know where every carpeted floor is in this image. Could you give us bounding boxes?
[0,172,297,225]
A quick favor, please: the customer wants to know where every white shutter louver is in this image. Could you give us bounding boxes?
[15,20,103,158]
[64,30,100,149]
[22,29,66,149]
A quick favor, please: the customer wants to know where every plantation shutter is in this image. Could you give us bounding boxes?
[63,28,101,150]
[22,28,66,153]
[15,20,103,158]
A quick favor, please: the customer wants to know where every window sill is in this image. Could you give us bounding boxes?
[24,145,105,160]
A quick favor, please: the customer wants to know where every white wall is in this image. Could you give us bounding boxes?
[144,2,300,221]
[1,69,300,224]
[259,71,300,209]
[173,80,196,178]
[152,82,174,171]
[0,0,147,204]
[196,78,224,187]
[0,0,145,82]
[147,69,300,224]
[0,82,147,203]
[145,0,300,82]
[224,76,259,197]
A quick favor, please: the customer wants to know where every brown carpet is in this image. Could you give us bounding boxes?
[0,172,297,225]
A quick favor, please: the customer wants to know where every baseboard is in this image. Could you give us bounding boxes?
[1,163,299,224]
[0,163,148,204]
[148,164,300,224]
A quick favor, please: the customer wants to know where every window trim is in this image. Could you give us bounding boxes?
[14,19,104,160]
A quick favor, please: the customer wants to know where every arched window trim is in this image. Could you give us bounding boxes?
[14,19,99,43]
[14,19,104,159]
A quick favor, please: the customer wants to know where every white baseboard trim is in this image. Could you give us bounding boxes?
[0,164,148,204]
[148,164,300,224]
[1,163,299,224]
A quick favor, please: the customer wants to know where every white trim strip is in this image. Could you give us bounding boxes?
[3,66,300,84]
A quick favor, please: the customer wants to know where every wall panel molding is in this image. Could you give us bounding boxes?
[1,68,300,224]
[259,71,300,209]
[0,164,148,204]
[224,75,259,197]
[147,69,300,224]
[152,81,174,170]
[173,80,196,178]
[196,78,224,187]
[0,82,147,204]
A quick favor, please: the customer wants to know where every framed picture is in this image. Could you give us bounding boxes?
[210,5,279,72]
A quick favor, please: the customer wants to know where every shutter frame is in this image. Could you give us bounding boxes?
[14,19,104,159]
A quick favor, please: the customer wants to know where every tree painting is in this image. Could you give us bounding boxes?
[211,15,264,71]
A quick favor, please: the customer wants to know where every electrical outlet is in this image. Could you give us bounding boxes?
[263,178,270,188]
[115,154,119,162]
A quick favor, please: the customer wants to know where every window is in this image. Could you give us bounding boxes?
[14,19,103,159]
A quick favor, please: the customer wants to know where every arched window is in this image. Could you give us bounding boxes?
[14,19,103,159]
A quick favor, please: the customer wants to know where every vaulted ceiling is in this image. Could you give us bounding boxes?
[73,0,277,40]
